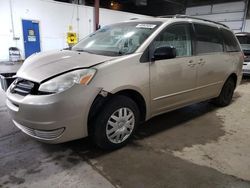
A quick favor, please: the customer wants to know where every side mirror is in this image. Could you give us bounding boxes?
[152,46,176,61]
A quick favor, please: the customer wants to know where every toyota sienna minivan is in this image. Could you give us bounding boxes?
[6,15,243,149]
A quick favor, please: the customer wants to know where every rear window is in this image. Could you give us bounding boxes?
[221,28,241,52]
[236,35,250,51]
[237,35,250,44]
[194,24,223,54]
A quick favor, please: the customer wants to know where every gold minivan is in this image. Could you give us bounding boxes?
[6,15,243,149]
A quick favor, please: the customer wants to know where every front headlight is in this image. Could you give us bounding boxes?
[38,69,96,93]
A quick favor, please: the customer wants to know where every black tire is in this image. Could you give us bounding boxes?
[213,77,236,107]
[92,95,140,150]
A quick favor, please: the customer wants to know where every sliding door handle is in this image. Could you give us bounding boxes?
[198,59,206,65]
[188,60,196,67]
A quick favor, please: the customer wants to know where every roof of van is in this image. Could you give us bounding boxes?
[128,15,230,30]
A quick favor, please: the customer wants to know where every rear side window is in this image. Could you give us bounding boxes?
[194,24,223,54]
[221,28,241,52]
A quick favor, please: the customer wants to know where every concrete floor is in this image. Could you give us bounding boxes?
[1,63,250,188]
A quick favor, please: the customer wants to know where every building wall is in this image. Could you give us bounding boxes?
[186,1,248,33]
[0,0,151,61]
[244,20,250,31]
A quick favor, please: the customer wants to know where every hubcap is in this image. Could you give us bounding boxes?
[106,107,135,144]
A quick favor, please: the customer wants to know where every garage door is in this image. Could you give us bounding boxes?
[186,1,247,33]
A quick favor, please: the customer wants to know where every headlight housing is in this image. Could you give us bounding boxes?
[38,69,96,93]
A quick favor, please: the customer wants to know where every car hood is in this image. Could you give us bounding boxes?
[17,50,116,83]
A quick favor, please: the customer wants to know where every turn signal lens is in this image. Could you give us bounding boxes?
[80,74,93,85]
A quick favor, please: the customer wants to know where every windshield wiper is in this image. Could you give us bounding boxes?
[117,50,128,56]
[74,49,95,54]
[74,48,87,52]
[63,47,72,50]
[75,49,85,52]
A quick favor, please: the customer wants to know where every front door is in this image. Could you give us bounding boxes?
[22,19,41,58]
[150,23,197,116]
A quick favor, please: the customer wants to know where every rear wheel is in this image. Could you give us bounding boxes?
[213,77,235,107]
[92,95,140,150]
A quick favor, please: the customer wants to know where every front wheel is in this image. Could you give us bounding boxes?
[92,95,140,150]
[212,77,235,107]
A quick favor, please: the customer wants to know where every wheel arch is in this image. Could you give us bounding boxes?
[114,89,147,123]
[87,88,147,135]
[226,73,237,88]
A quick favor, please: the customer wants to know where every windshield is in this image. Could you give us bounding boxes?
[72,21,162,56]
[237,35,250,50]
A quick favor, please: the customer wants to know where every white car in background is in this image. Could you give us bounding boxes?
[236,32,250,75]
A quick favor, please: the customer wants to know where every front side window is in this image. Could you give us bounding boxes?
[153,24,192,57]
[72,22,162,56]
[194,24,223,54]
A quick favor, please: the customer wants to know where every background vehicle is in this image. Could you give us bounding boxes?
[236,32,250,75]
[6,16,243,150]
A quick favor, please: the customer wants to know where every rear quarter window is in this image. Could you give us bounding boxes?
[221,28,241,52]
